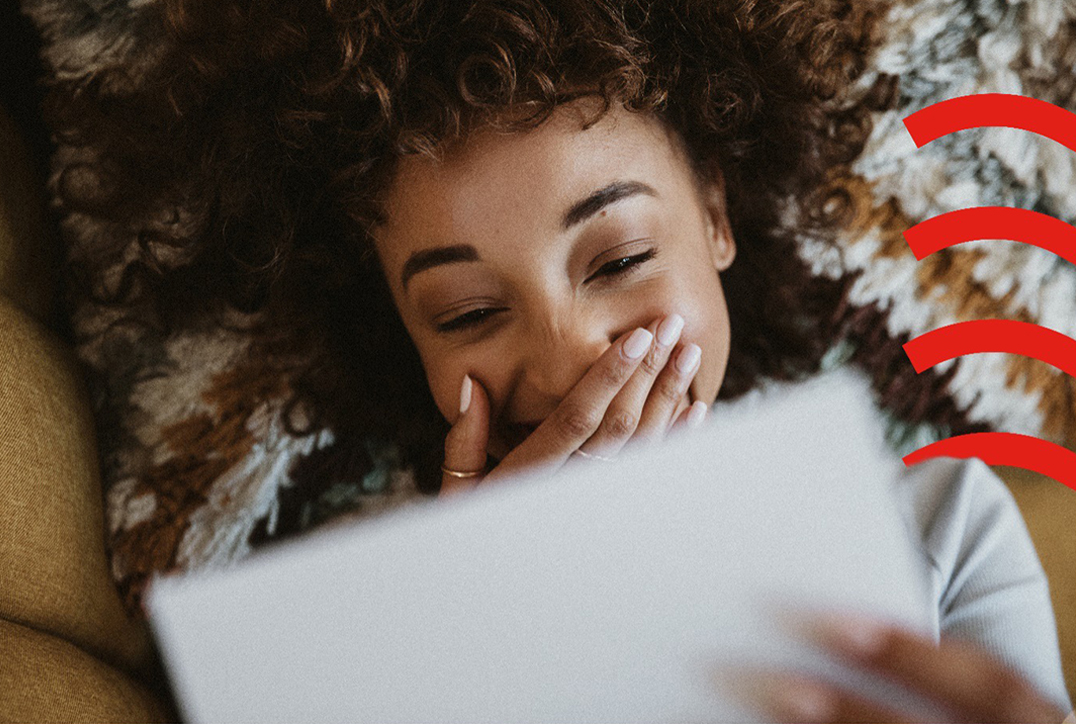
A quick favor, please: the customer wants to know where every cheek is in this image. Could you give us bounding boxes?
[420,345,513,425]
[678,276,732,404]
[403,333,464,424]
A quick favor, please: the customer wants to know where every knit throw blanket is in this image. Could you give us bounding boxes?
[21,0,1076,614]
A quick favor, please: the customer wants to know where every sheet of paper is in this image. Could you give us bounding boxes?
[147,369,935,723]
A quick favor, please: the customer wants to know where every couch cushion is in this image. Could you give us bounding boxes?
[0,618,171,723]
[0,295,175,719]
[0,297,147,670]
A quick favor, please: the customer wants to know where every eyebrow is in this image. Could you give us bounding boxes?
[401,244,479,290]
[561,180,658,230]
[400,179,658,289]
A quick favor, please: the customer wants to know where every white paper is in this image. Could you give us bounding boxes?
[147,369,935,723]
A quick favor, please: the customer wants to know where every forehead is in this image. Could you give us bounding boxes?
[375,103,693,263]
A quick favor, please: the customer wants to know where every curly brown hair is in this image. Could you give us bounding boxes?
[48,0,891,502]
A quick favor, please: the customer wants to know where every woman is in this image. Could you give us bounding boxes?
[53,0,1071,720]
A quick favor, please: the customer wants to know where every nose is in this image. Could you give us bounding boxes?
[517,313,618,406]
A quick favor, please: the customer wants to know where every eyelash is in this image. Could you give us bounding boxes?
[435,248,658,333]
[586,248,657,283]
[436,307,504,333]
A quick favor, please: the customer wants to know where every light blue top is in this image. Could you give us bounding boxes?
[893,456,1072,713]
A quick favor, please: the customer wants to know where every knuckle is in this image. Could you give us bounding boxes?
[555,403,600,440]
[639,349,664,376]
[599,358,631,388]
[605,409,638,438]
[653,377,683,406]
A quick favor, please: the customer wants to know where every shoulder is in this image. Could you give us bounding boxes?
[890,456,1055,627]
[890,456,1042,586]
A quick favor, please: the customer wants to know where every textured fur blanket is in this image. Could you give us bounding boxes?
[21,0,1076,614]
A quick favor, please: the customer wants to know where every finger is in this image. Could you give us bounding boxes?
[670,399,709,434]
[762,675,917,724]
[668,393,692,431]
[582,314,683,456]
[440,375,490,497]
[636,341,702,441]
[484,326,653,482]
[815,615,1065,723]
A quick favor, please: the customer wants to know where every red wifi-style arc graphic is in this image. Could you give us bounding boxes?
[904,93,1076,152]
[904,207,1076,265]
[899,93,1076,492]
[903,434,1076,491]
[903,320,1076,378]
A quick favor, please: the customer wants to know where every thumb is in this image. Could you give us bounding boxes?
[440,375,490,496]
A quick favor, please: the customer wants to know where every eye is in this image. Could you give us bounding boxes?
[586,248,657,283]
[435,307,506,333]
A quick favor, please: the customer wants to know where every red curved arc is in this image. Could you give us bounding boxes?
[903,207,1076,265]
[903,320,1076,377]
[903,433,1076,492]
[904,94,1076,153]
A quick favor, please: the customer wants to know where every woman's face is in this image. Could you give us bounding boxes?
[373,101,735,460]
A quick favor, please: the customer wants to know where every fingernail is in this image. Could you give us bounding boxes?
[459,375,473,415]
[767,679,834,722]
[687,400,708,428]
[676,343,701,374]
[816,613,888,658]
[623,328,653,359]
[656,314,684,346]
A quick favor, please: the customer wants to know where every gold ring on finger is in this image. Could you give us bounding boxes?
[440,464,484,479]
